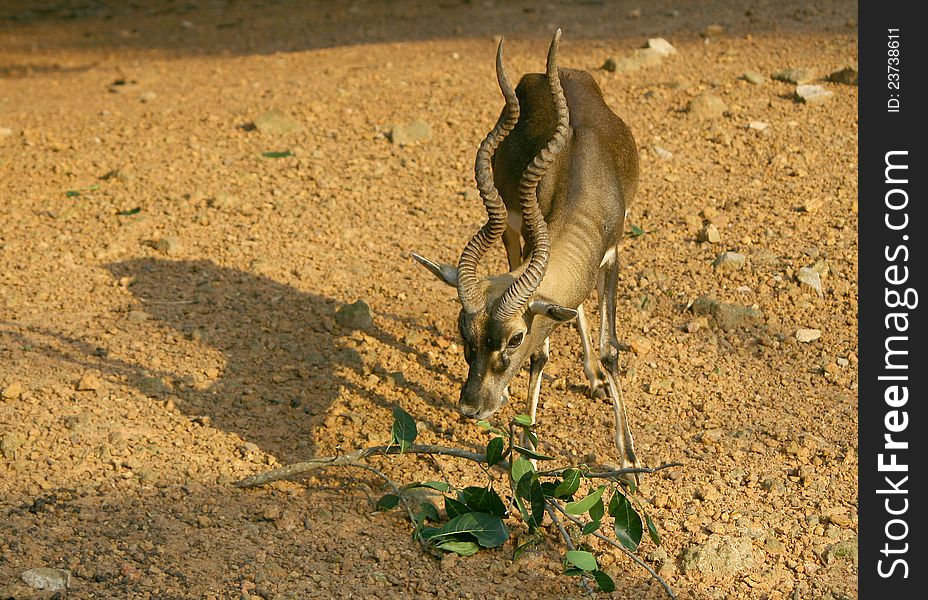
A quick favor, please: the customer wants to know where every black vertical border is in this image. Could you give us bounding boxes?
[859,2,926,596]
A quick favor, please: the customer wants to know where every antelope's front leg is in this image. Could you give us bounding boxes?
[522,337,549,452]
[576,305,609,399]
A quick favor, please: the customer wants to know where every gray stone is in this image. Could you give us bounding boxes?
[712,252,746,272]
[795,328,821,343]
[773,68,816,84]
[608,48,663,73]
[740,71,767,85]
[602,57,618,72]
[827,67,858,86]
[680,535,754,575]
[253,109,303,135]
[21,567,71,591]
[748,121,768,131]
[796,266,823,296]
[686,94,727,119]
[1,431,26,458]
[795,84,834,104]
[645,38,677,57]
[138,376,170,398]
[823,539,858,566]
[336,300,374,330]
[153,236,181,256]
[389,120,431,145]
[692,296,763,331]
[652,145,673,160]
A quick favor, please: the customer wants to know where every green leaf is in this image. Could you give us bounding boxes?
[435,540,480,557]
[376,494,400,511]
[116,207,141,216]
[628,224,647,237]
[565,550,598,572]
[459,486,507,517]
[512,446,554,461]
[589,498,605,523]
[262,150,294,158]
[416,501,440,523]
[415,481,451,493]
[476,420,506,435]
[563,567,586,577]
[610,491,643,551]
[390,406,417,452]
[581,520,601,535]
[444,496,472,519]
[485,437,504,466]
[427,512,509,548]
[512,414,533,427]
[645,512,661,546]
[515,474,545,530]
[554,468,582,498]
[510,456,534,486]
[565,485,606,515]
[593,570,616,592]
[65,190,81,198]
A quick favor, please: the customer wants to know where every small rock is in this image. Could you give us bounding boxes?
[127,310,149,322]
[76,373,102,392]
[389,120,431,145]
[0,126,13,138]
[101,169,134,183]
[626,8,641,19]
[765,537,786,554]
[828,513,852,528]
[209,191,240,210]
[1,431,27,458]
[336,300,374,330]
[703,24,725,36]
[21,568,71,591]
[827,67,858,86]
[692,296,763,331]
[681,535,754,575]
[629,336,652,355]
[823,540,858,566]
[801,196,825,213]
[138,376,170,398]
[686,93,727,119]
[740,71,767,85]
[696,485,721,501]
[796,267,823,296]
[712,252,746,272]
[697,224,721,243]
[685,317,709,333]
[153,236,181,256]
[684,214,703,232]
[795,328,821,343]
[139,91,157,103]
[608,49,663,73]
[645,38,677,57]
[652,145,673,160]
[794,84,834,104]
[253,109,303,135]
[601,57,618,72]
[647,547,669,565]
[2,381,23,399]
[748,121,768,131]
[772,68,816,84]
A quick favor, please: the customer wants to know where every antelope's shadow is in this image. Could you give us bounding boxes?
[100,257,452,463]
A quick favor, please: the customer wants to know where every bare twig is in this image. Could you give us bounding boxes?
[545,502,595,595]
[538,462,684,480]
[550,500,676,600]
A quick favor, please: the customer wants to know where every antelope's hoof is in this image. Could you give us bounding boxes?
[589,382,609,401]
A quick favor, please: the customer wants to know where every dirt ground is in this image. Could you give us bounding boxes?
[0,1,858,598]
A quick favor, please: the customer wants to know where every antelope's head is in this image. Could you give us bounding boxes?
[413,31,576,420]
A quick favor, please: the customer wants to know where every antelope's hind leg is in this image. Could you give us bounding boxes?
[598,249,641,475]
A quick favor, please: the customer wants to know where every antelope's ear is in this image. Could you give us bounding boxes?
[529,300,578,322]
[411,253,458,288]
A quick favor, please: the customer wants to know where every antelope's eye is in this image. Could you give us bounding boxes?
[507,332,525,348]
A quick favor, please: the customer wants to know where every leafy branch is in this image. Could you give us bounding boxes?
[237,407,679,597]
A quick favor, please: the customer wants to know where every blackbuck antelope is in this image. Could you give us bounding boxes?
[413,30,641,472]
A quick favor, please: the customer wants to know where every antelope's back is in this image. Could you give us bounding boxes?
[494,68,639,223]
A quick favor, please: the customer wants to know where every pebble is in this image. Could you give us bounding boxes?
[629,336,652,355]
[335,300,374,330]
[153,236,182,256]
[748,121,768,131]
[740,71,767,85]
[772,68,816,84]
[21,568,71,591]
[2,381,23,399]
[626,8,641,19]
[652,145,673,160]
[127,310,149,322]
[712,252,746,272]
[0,126,13,138]
[796,267,823,296]
[685,317,709,333]
[795,328,821,343]
[389,120,431,145]
[692,296,763,331]
[827,67,858,86]
[77,373,102,392]
[645,38,677,57]
[138,376,170,398]
[703,24,725,37]
[680,535,754,575]
[686,93,727,119]
[253,109,303,135]
[139,91,157,103]
[801,196,825,213]
[1,431,27,458]
[605,49,663,73]
[795,85,834,104]
[697,224,721,243]
[823,540,858,566]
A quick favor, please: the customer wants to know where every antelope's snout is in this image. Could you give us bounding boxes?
[458,375,509,420]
